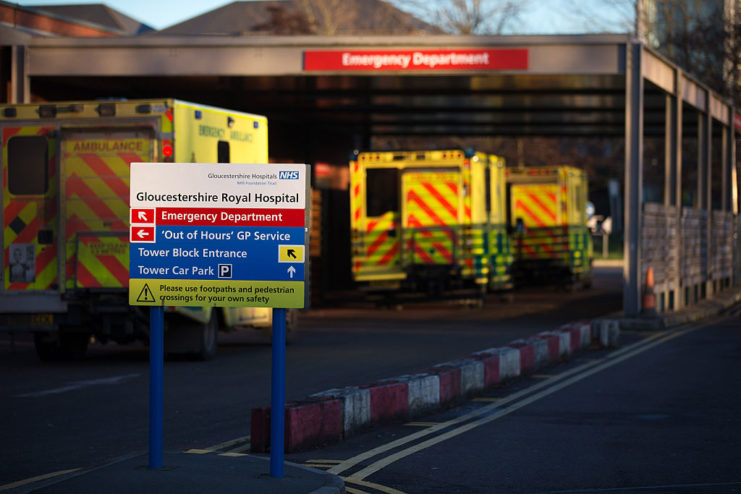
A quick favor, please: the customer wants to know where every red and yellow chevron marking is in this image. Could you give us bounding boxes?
[3,126,59,291]
[349,159,364,274]
[513,226,570,260]
[511,184,559,228]
[510,184,570,260]
[63,137,150,289]
[403,172,460,266]
[362,212,400,269]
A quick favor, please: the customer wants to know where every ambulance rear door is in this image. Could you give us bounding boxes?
[2,125,60,297]
[60,126,154,291]
[401,169,462,267]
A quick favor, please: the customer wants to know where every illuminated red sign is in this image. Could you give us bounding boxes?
[304,49,528,72]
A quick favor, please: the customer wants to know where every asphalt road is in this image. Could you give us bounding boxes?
[287,310,741,493]
[0,268,624,487]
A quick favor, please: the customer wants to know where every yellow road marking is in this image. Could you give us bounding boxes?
[329,327,687,478]
[225,443,251,454]
[345,327,698,481]
[201,435,250,452]
[345,487,371,494]
[343,477,408,494]
[184,449,212,455]
[472,397,501,403]
[404,421,440,427]
[0,469,82,492]
[219,452,248,457]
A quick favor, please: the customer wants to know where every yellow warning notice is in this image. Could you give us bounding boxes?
[278,245,304,263]
[129,279,305,308]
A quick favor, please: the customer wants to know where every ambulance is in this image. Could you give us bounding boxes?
[0,99,297,360]
[505,166,593,288]
[349,149,513,303]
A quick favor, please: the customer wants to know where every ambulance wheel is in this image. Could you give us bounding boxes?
[164,312,218,360]
[194,313,218,361]
[34,331,89,361]
[34,332,60,361]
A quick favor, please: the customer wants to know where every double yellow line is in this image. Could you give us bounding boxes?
[330,325,700,481]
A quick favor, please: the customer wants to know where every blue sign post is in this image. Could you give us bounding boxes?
[270,307,286,478]
[149,306,164,469]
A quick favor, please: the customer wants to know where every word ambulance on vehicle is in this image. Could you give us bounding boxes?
[0,98,296,360]
[505,165,593,288]
[350,149,513,303]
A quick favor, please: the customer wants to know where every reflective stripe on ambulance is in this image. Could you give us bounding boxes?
[62,135,150,289]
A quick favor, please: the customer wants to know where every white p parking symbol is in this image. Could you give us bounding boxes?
[218,264,233,279]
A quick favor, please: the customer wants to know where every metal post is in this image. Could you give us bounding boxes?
[603,233,609,258]
[624,42,644,317]
[674,72,684,309]
[270,308,286,478]
[701,94,711,297]
[149,306,164,469]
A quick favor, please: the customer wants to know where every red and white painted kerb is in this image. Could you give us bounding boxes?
[251,319,609,453]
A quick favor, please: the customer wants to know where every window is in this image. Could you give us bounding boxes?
[218,141,230,163]
[8,136,48,195]
[366,168,399,217]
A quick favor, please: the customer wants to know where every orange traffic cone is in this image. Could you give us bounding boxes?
[641,266,656,316]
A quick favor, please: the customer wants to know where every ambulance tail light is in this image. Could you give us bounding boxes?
[165,109,174,122]
[162,140,174,161]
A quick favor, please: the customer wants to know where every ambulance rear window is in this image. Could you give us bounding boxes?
[366,168,399,217]
[218,140,230,163]
[8,136,48,195]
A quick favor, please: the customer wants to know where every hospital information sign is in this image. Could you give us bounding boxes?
[129,163,309,308]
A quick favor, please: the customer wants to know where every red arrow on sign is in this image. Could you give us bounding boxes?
[130,226,155,243]
[130,208,155,224]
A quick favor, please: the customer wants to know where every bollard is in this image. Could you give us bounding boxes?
[641,266,657,316]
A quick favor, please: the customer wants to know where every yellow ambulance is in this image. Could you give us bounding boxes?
[0,99,296,360]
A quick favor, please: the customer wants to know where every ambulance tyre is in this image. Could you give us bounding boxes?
[34,330,89,361]
[34,332,60,361]
[194,312,218,361]
[164,312,218,361]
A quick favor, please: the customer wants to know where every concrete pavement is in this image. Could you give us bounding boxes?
[7,451,344,494]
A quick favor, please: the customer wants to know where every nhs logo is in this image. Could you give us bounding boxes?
[279,170,300,180]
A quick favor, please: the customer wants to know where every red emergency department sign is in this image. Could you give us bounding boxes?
[304,49,529,72]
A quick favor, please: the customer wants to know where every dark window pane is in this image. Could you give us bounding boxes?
[366,168,399,217]
[217,140,230,163]
[8,136,48,195]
